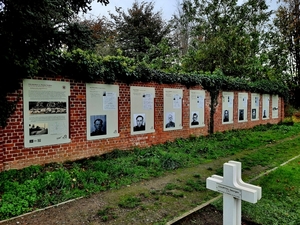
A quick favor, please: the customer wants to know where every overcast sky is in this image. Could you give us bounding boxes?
[81,0,279,21]
[81,0,179,21]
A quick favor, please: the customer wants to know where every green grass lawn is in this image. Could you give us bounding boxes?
[1,121,300,222]
[241,158,300,225]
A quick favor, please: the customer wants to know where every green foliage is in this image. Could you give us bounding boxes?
[143,38,181,73]
[181,0,272,78]
[97,206,117,222]
[47,50,289,99]
[0,0,110,127]
[118,196,141,208]
[273,0,300,107]
[0,180,40,219]
[0,93,18,127]
[184,179,206,192]
[109,1,171,60]
[242,159,300,224]
[1,123,300,220]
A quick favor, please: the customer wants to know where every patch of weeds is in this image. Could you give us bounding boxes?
[0,179,42,219]
[139,192,149,199]
[184,179,206,192]
[193,174,201,178]
[183,185,194,192]
[161,154,182,170]
[118,195,141,208]
[163,190,184,198]
[172,192,184,198]
[215,167,223,176]
[164,183,178,190]
[140,204,147,210]
[150,189,159,195]
[97,206,117,222]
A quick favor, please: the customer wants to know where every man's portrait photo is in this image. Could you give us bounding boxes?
[239,109,244,121]
[133,114,146,132]
[191,112,199,126]
[223,109,229,122]
[90,115,107,136]
[165,112,175,128]
[252,109,257,119]
[263,109,267,118]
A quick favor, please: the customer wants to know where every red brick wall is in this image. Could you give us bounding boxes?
[213,91,284,132]
[0,78,284,171]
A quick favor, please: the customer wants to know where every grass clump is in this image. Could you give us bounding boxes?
[118,196,141,208]
[97,206,117,222]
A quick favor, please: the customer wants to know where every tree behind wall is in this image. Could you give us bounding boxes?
[180,0,272,78]
[109,1,171,61]
[79,16,118,56]
[274,0,300,107]
[0,0,109,127]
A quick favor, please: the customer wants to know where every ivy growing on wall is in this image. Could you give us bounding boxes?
[1,49,289,128]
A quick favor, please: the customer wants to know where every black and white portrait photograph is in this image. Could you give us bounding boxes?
[223,110,229,122]
[90,115,107,136]
[252,109,257,119]
[239,109,244,121]
[263,109,267,118]
[191,112,199,126]
[165,112,175,128]
[133,114,146,132]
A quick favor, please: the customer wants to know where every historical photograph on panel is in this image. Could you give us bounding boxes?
[90,115,107,136]
[263,109,267,118]
[165,112,176,128]
[29,101,67,114]
[133,114,146,132]
[239,109,244,121]
[191,111,200,126]
[29,123,48,136]
[223,109,229,122]
[252,109,257,119]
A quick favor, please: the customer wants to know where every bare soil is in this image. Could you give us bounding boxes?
[173,204,261,225]
[0,152,264,225]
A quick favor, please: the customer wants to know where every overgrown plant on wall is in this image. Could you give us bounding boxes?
[1,49,288,129]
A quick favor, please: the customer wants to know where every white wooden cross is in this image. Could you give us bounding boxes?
[206,160,262,225]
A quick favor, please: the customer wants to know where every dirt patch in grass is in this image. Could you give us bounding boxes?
[173,204,261,225]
